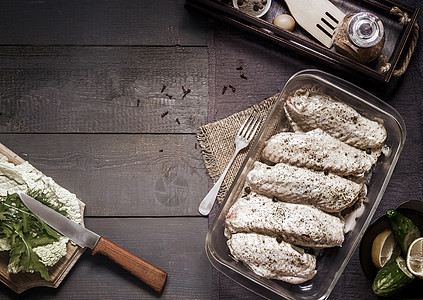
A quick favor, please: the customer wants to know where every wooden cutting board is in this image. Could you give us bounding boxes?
[0,143,86,294]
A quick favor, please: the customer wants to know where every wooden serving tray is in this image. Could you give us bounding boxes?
[0,143,86,294]
[185,0,419,82]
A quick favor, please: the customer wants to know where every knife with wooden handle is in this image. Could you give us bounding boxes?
[18,192,167,293]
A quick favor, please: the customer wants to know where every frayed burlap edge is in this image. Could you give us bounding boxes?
[196,94,279,204]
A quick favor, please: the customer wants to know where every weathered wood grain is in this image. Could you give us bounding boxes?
[0,134,208,217]
[0,0,207,46]
[0,217,211,299]
[0,46,208,133]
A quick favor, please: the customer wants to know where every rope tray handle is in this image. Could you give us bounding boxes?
[379,6,419,76]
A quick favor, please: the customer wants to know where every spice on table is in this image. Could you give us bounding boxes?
[240,73,248,79]
[272,196,278,202]
[229,85,236,92]
[136,99,140,107]
[176,118,180,125]
[236,65,243,70]
[222,85,228,95]
[161,111,169,118]
[244,186,251,194]
[276,236,283,243]
[166,93,173,99]
[159,149,163,152]
[194,143,197,149]
[182,87,191,99]
[161,85,166,93]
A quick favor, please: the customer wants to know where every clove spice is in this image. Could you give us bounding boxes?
[182,86,191,99]
[222,85,228,95]
[161,111,169,118]
[161,85,166,93]
[229,85,236,92]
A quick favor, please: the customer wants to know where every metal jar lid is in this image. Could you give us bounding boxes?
[348,12,384,48]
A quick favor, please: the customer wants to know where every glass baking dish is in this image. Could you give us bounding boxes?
[205,69,406,300]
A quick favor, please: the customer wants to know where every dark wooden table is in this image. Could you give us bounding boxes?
[0,0,211,299]
[0,0,421,299]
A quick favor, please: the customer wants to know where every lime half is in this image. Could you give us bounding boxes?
[406,237,423,279]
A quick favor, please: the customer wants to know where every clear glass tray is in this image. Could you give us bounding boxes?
[205,69,406,300]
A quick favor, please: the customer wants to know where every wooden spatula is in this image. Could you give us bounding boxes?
[284,0,345,48]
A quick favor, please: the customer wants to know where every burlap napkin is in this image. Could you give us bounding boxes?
[196,94,279,205]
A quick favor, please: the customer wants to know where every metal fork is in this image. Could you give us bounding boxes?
[198,111,262,216]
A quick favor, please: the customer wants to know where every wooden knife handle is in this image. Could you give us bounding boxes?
[92,237,167,293]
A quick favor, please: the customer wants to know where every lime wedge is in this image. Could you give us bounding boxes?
[371,229,402,269]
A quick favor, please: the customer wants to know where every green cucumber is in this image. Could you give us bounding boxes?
[372,256,414,297]
[387,209,421,255]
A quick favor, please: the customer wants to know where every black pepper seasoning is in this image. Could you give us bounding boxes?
[244,186,251,194]
[276,236,283,243]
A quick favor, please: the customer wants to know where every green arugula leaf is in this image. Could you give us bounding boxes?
[0,190,66,281]
[0,211,9,221]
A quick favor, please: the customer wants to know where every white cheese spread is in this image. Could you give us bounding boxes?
[0,153,82,269]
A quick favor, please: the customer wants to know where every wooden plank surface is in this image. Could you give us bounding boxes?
[0,134,208,217]
[0,217,211,299]
[0,0,207,46]
[0,0,212,298]
[0,46,208,133]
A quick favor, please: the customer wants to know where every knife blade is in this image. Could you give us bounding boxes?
[18,192,167,293]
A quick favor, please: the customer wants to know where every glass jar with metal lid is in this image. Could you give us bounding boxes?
[348,12,384,49]
[333,12,385,64]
